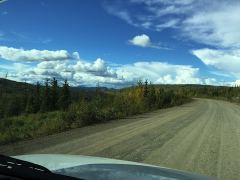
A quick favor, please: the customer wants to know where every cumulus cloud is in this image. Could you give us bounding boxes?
[0,46,121,86]
[1,57,119,86]
[0,46,73,61]
[0,46,231,87]
[129,34,151,47]
[72,58,117,77]
[129,34,168,49]
[74,60,197,87]
[116,61,202,84]
[0,62,39,82]
[1,52,213,87]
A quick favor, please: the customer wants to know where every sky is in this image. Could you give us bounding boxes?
[0,0,240,87]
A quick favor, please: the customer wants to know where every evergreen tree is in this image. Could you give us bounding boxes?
[25,95,35,113]
[40,79,50,112]
[6,96,21,117]
[143,79,149,97]
[59,79,71,111]
[137,80,143,88]
[50,77,59,110]
[95,82,103,106]
[156,88,164,108]
[33,82,41,113]
[148,83,157,108]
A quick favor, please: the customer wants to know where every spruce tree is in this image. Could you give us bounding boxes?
[40,79,50,112]
[143,79,149,97]
[33,81,41,113]
[59,79,71,111]
[50,77,59,110]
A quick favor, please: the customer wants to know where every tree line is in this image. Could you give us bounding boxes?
[65,80,190,126]
[0,78,71,118]
[159,84,240,102]
[3,78,240,144]
[0,78,191,144]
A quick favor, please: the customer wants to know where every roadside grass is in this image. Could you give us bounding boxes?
[0,112,69,144]
[0,95,191,145]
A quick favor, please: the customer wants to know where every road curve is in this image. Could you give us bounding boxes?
[1,99,240,180]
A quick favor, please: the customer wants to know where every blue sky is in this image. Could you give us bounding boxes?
[0,0,240,87]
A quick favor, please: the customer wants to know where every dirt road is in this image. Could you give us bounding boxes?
[1,99,240,180]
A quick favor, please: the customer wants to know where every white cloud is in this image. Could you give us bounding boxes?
[72,58,117,77]
[0,45,232,87]
[129,34,151,47]
[192,48,240,78]
[232,80,240,86]
[116,61,202,84]
[72,52,80,60]
[104,0,240,84]
[1,51,212,87]
[103,3,135,26]
[129,34,167,49]
[103,0,194,30]
[155,19,180,31]
[182,4,240,48]
[4,57,119,86]
[0,46,73,61]
[129,0,195,6]
[104,0,240,49]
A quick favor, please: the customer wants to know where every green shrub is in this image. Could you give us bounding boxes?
[0,84,191,145]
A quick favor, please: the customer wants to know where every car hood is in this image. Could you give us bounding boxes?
[14,154,153,171]
[13,154,217,180]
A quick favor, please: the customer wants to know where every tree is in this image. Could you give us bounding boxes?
[95,82,103,107]
[5,96,21,117]
[156,88,164,108]
[137,80,143,88]
[143,79,149,97]
[27,82,42,113]
[59,80,71,111]
[50,78,59,110]
[25,95,35,113]
[40,79,50,112]
[148,83,157,109]
[33,82,41,113]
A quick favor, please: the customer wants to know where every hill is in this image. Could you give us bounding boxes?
[0,78,192,144]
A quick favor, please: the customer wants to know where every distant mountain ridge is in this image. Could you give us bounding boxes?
[0,78,112,94]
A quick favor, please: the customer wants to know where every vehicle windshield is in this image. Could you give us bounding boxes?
[0,1,239,180]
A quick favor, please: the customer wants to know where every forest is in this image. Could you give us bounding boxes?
[0,77,240,145]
